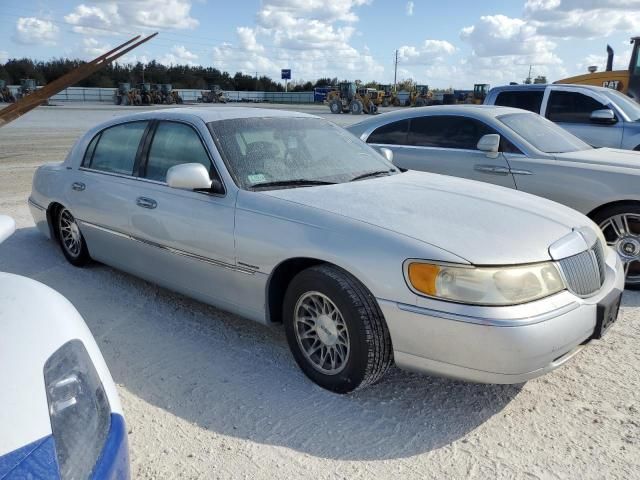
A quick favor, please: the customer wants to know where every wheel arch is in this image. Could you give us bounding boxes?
[586,199,640,221]
[46,201,65,241]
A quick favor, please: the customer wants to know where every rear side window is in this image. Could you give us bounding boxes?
[144,122,212,182]
[409,115,496,150]
[494,91,544,113]
[88,121,148,175]
[367,119,409,145]
[546,91,608,123]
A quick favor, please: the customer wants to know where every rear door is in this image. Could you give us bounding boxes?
[492,90,544,114]
[368,115,517,189]
[543,88,624,148]
[72,120,151,269]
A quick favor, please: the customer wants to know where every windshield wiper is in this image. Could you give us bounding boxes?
[350,169,395,182]
[250,179,336,189]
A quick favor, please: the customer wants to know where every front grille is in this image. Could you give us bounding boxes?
[558,239,606,296]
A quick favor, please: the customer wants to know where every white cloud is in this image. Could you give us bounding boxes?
[65,0,198,34]
[160,45,199,66]
[212,0,383,80]
[406,1,414,16]
[524,0,640,38]
[82,37,112,57]
[13,17,59,46]
[398,39,456,64]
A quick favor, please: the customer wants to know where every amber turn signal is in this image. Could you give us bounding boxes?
[407,263,440,296]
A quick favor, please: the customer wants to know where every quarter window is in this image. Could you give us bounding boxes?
[494,91,544,113]
[409,116,496,150]
[144,122,212,182]
[88,121,148,175]
[546,91,609,124]
[367,119,409,145]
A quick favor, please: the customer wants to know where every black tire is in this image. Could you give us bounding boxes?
[350,99,363,115]
[382,98,390,107]
[415,98,427,107]
[590,202,640,290]
[56,207,91,267]
[329,99,342,114]
[283,265,393,393]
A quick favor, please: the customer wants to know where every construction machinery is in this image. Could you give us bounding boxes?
[407,85,431,107]
[469,83,489,104]
[378,85,400,107]
[358,87,382,107]
[555,37,640,101]
[17,79,37,100]
[0,80,15,103]
[113,82,141,105]
[201,84,227,103]
[0,33,158,127]
[327,82,377,115]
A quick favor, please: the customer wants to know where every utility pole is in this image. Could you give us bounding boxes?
[394,49,398,91]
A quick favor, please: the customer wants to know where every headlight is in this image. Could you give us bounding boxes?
[44,340,111,480]
[406,261,565,305]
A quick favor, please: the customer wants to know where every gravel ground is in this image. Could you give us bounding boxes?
[0,103,639,479]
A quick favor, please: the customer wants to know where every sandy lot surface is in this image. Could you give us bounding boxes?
[0,103,639,479]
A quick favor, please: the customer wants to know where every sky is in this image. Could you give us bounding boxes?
[1,0,639,89]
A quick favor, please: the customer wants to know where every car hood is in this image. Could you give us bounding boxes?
[555,147,640,170]
[261,171,593,264]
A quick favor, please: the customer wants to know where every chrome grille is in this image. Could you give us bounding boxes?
[558,239,606,296]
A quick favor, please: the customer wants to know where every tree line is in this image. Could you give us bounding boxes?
[0,58,361,91]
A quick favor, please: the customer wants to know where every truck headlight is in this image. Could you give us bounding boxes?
[406,261,565,305]
[44,340,111,480]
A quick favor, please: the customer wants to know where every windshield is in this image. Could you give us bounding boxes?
[497,112,592,153]
[208,117,395,190]
[602,89,640,121]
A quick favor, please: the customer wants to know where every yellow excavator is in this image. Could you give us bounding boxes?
[327,82,377,114]
[555,36,640,102]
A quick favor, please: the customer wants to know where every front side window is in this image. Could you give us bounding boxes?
[494,90,544,113]
[367,119,409,145]
[87,121,148,175]
[498,112,591,153]
[546,91,609,123]
[409,115,496,150]
[208,117,395,190]
[144,122,212,182]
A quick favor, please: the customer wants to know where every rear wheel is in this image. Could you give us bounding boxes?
[592,203,640,289]
[57,207,91,267]
[283,265,393,393]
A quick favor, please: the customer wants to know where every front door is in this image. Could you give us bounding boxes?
[544,88,624,148]
[125,120,240,309]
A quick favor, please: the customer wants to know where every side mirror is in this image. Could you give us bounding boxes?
[166,163,213,190]
[0,215,16,245]
[590,109,617,124]
[477,134,500,158]
[379,147,394,163]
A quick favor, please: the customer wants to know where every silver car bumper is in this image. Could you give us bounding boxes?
[379,251,625,384]
[28,197,51,239]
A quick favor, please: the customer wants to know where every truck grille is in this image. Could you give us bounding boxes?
[558,239,606,296]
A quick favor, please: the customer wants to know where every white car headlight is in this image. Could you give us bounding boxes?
[406,261,565,306]
[44,340,111,480]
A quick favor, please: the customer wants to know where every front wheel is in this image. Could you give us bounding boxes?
[57,207,91,267]
[283,265,393,393]
[329,99,342,114]
[592,203,640,289]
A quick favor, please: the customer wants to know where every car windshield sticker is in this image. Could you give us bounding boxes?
[248,173,267,184]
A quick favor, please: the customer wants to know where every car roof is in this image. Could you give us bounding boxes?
[97,106,319,129]
[347,104,526,130]
[490,83,615,94]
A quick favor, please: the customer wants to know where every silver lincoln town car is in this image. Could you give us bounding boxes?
[29,108,624,393]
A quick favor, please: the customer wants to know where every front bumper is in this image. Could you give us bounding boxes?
[379,251,625,384]
[91,413,130,480]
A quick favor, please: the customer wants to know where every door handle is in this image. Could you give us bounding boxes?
[71,182,86,191]
[510,169,533,175]
[474,165,511,175]
[136,197,157,209]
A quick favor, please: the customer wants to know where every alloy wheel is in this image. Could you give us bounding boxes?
[59,208,82,258]
[294,291,350,375]
[599,213,640,285]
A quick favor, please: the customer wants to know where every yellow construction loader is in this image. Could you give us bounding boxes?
[555,37,640,101]
[327,82,377,114]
